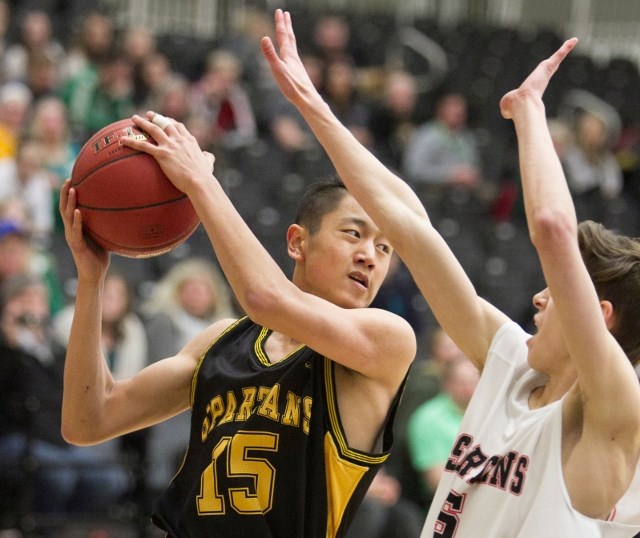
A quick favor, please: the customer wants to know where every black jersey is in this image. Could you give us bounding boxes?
[152,316,401,537]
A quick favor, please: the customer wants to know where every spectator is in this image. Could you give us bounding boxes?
[407,355,479,504]
[614,129,640,238]
[26,96,80,236]
[0,273,131,515]
[561,102,625,225]
[266,95,316,155]
[61,47,135,144]
[217,5,275,114]
[188,49,257,152]
[322,56,372,148]
[138,52,181,114]
[121,24,158,107]
[547,116,574,160]
[0,215,65,315]
[0,139,54,247]
[0,82,32,160]
[400,325,471,425]
[25,47,61,100]
[403,90,483,193]
[345,466,424,538]
[3,10,65,85]
[141,258,236,358]
[156,76,191,126]
[311,13,353,65]
[368,69,420,170]
[61,10,113,80]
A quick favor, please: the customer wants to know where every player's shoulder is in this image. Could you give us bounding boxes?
[207,317,247,343]
[353,306,417,371]
[180,317,242,359]
[362,306,416,338]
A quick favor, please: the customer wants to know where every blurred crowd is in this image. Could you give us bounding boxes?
[0,1,639,536]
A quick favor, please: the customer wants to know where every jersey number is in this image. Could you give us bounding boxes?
[196,431,279,515]
[434,490,466,537]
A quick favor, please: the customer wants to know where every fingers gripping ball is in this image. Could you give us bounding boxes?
[71,119,200,258]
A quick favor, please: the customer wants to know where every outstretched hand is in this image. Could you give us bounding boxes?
[500,37,578,120]
[261,9,318,106]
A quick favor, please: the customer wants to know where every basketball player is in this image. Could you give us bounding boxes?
[262,9,640,536]
[59,126,415,534]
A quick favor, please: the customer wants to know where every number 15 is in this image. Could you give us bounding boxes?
[197,431,279,515]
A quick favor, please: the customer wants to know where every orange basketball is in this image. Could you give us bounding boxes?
[70,119,200,258]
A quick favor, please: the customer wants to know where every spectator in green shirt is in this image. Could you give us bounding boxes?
[407,355,479,505]
[60,48,134,144]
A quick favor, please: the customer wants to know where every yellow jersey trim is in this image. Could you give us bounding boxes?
[253,326,306,367]
[323,359,389,465]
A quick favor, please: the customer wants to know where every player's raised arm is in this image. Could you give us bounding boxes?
[122,114,415,397]
[260,9,507,368]
[501,38,640,514]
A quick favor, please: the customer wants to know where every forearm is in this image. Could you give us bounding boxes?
[61,276,113,444]
[184,174,290,326]
[511,96,577,241]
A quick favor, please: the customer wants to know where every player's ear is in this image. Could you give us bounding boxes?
[600,300,615,330]
[287,224,306,262]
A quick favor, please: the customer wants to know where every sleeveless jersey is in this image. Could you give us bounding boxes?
[152,317,399,537]
[421,321,640,538]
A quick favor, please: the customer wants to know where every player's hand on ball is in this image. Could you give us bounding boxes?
[59,179,110,279]
[123,112,214,195]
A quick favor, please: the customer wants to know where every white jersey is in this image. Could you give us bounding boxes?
[421,322,640,538]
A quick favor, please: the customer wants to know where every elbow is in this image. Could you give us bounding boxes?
[61,416,100,447]
[529,208,577,251]
[242,280,286,327]
[61,423,83,446]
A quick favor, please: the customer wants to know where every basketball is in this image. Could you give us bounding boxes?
[70,118,200,258]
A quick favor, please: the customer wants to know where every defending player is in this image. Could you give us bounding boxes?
[59,121,415,534]
[262,9,640,536]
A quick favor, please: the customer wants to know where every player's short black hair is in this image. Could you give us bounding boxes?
[294,176,348,235]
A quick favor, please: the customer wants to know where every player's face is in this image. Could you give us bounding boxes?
[526,287,570,371]
[295,194,392,309]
